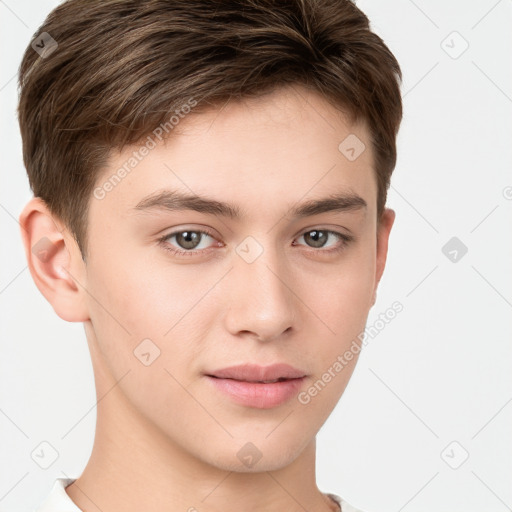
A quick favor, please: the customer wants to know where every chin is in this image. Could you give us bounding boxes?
[199,433,312,473]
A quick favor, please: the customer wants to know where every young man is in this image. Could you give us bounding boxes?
[18,0,402,510]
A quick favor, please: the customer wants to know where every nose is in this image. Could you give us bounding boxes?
[223,239,298,343]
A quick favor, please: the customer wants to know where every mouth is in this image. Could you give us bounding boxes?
[205,363,307,382]
[204,364,307,409]
[207,376,294,384]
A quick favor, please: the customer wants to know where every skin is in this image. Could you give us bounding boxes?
[20,84,394,512]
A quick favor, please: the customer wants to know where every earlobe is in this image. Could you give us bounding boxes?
[19,197,89,323]
[371,207,395,306]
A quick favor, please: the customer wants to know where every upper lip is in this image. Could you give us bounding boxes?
[206,363,307,382]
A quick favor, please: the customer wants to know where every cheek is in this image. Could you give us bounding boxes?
[85,248,210,374]
[84,250,164,364]
[89,241,181,331]
[306,242,376,339]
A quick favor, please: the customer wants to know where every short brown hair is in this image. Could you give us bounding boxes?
[18,0,402,260]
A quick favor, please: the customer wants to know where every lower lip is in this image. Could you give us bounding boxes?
[205,376,305,409]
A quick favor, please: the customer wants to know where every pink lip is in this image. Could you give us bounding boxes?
[204,364,307,409]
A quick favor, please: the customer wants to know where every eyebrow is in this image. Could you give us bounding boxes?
[132,189,367,219]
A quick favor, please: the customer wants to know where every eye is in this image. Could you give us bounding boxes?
[157,227,354,258]
[294,229,354,253]
[157,228,219,257]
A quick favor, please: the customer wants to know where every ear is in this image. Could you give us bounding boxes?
[19,197,89,322]
[371,207,395,307]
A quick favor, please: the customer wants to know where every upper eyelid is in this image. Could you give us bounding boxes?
[163,222,352,236]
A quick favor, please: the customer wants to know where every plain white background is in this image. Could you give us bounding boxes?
[1,1,511,511]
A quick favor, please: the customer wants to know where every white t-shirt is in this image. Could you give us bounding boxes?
[33,477,365,512]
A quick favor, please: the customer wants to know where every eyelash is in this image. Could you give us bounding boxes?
[157,227,354,258]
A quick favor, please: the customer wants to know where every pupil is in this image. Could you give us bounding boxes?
[305,230,326,248]
[178,231,200,249]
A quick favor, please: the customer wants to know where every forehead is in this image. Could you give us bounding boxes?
[92,85,376,222]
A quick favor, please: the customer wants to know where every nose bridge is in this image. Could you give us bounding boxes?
[226,234,297,340]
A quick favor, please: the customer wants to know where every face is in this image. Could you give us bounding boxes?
[78,85,392,471]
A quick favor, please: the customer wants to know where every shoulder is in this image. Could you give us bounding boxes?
[33,477,82,512]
